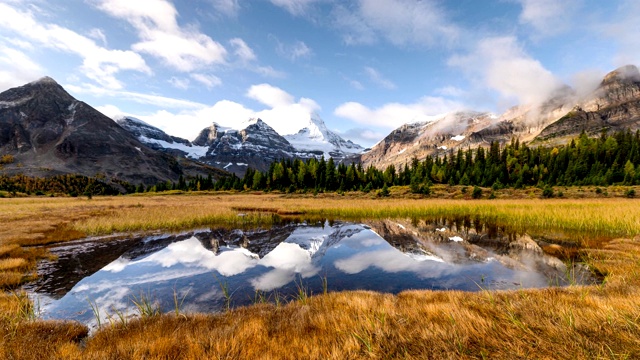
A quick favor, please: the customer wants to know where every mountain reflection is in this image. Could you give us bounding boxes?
[30,219,593,328]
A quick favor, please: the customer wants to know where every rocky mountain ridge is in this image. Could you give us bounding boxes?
[0,78,225,186]
[120,115,363,176]
[360,65,640,170]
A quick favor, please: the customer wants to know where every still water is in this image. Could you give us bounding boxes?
[27,218,593,328]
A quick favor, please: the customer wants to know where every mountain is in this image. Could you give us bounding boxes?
[192,119,299,175]
[120,114,364,176]
[0,77,225,186]
[284,114,364,159]
[362,65,640,170]
[115,116,209,159]
[360,111,497,169]
[535,65,640,144]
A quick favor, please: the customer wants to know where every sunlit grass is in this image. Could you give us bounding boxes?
[0,190,639,358]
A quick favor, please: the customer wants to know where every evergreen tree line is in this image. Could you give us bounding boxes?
[211,129,640,194]
[2,130,638,196]
[0,174,124,196]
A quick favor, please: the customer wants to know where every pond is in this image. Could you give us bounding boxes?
[26,218,595,329]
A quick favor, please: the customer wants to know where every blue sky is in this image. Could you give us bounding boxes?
[0,0,637,147]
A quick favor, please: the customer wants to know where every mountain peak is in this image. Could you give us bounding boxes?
[602,65,640,85]
[31,76,59,86]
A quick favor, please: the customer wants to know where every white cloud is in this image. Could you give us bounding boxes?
[93,0,227,72]
[269,0,322,16]
[518,0,580,37]
[211,0,241,17]
[0,3,150,89]
[334,0,460,47]
[190,73,222,89]
[66,83,206,109]
[227,38,286,78]
[88,28,107,46]
[334,96,462,129]
[349,79,364,90]
[169,77,190,90]
[364,66,396,90]
[135,84,322,140]
[435,86,467,98]
[276,40,313,61]
[247,83,295,108]
[605,0,640,66]
[229,38,257,63]
[94,104,124,119]
[340,127,385,147]
[0,44,44,91]
[253,65,286,78]
[448,36,562,106]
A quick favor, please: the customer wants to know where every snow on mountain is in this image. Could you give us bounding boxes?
[192,118,299,176]
[116,116,209,159]
[116,112,365,175]
[284,113,364,158]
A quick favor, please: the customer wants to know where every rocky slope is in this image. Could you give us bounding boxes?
[192,119,300,175]
[535,65,640,144]
[284,114,364,159]
[115,116,206,159]
[121,114,364,176]
[362,65,640,169]
[360,111,497,169]
[0,78,225,186]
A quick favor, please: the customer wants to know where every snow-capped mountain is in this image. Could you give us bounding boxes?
[115,116,209,159]
[0,78,224,186]
[284,113,364,159]
[193,118,299,175]
[117,114,364,176]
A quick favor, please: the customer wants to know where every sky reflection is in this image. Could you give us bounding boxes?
[31,219,581,328]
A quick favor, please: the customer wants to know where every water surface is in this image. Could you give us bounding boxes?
[27,219,593,328]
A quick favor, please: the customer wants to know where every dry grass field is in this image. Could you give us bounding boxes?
[0,187,639,359]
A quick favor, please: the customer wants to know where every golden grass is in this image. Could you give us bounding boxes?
[1,237,636,359]
[0,258,28,271]
[0,191,639,358]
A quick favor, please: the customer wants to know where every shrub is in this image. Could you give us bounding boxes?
[0,154,15,164]
[626,188,636,198]
[472,186,482,199]
[542,186,554,198]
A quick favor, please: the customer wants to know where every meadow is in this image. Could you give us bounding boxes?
[0,186,639,358]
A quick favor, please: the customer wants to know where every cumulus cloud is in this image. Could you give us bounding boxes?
[247,83,295,108]
[448,36,562,106]
[92,0,227,72]
[0,3,150,89]
[127,84,323,140]
[518,0,581,37]
[94,104,124,119]
[364,66,396,90]
[333,0,460,47]
[0,44,44,91]
[334,96,462,129]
